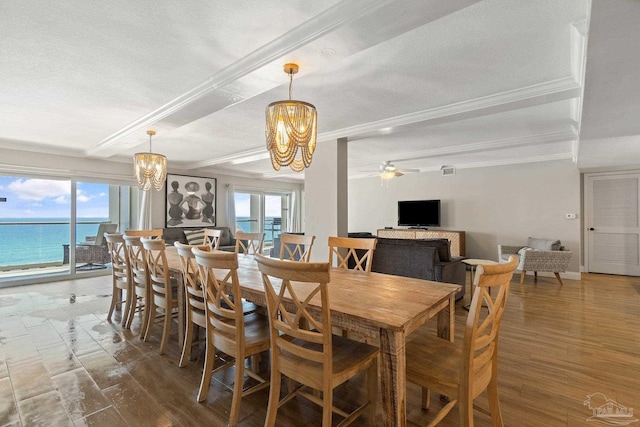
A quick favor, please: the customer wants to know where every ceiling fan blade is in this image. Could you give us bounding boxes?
[398,168,420,173]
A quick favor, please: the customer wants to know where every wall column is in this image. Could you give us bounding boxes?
[305,137,348,261]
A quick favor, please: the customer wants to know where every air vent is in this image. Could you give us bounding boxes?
[441,166,455,176]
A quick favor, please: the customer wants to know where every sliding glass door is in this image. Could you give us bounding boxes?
[234,190,290,249]
[0,174,137,285]
[0,176,72,279]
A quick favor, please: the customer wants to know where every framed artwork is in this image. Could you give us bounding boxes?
[165,173,216,228]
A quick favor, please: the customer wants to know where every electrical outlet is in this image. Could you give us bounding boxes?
[565,213,577,219]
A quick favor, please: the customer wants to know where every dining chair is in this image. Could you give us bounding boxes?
[124,229,163,238]
[141,238,181,355]
[405,256,519,427]
[174,242,211,367]
[192,248,270,426]
[123,235,151,335]
[234,231,264,255]
[104,233,132,327]
[254,254,379,427]
[278,233,316,262]
[203,228,223,250]
[328,236,377,272]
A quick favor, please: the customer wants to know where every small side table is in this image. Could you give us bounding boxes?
[462,258,499,311]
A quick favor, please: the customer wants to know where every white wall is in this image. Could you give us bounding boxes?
[349,160,581,275]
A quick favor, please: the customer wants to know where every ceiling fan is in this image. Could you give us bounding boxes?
[379,161,420,179]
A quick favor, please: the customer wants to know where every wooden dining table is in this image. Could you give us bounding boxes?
[165,247,460,427]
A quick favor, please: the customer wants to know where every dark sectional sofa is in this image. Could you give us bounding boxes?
[371,238,465,300]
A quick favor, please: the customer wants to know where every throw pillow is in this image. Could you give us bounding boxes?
[527,237,561,251]
[517,247,534,255]
[184,229,206,245]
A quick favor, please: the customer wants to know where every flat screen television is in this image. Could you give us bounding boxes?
[397,199,441,227]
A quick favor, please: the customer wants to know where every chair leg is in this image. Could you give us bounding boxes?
[264,368,282,427]
[159,304,172,355]
[322,383,333,427]
[487,377,504,427]
[533,271,538,282]
[229,356,245,427]
[143,300,155,341]
[422,387,431,410]
[520,271,526,284]
[107,283,117,323]
[179,315,194,367]
[554,272,564,286]
[197,330,215,402]
[121,289,132,328]
[458,394,473,427]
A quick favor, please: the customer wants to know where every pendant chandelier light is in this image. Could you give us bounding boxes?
[133,130,167,191]
[265,63,317,172]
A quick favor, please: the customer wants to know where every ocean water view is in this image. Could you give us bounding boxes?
[0,218,109,267]
[0,217,282,268]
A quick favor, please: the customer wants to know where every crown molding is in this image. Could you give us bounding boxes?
[318,76,581,143]
[86,0,395,157]
[349,131,577,169]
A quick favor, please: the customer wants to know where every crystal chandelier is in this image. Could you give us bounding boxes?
[265,63,317,172]
[133,130,167,191]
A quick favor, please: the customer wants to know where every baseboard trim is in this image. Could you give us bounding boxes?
[517,270,581,281]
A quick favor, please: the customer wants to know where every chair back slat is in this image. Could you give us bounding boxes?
[123,235,147,288]
[328,236,377,272]
[192,248,244,354]
[203,229,223,250]
[255,254,332,371]
[462,256,518,396]
[142,239,169,286]
[235,232,264,255]
[279,234,316,262]
[124,229,163,238]
[174,242,210,312]
[105,233,127,276]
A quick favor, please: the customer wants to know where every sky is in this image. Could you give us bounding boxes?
[234,193,283,218]
[0,176,109,219]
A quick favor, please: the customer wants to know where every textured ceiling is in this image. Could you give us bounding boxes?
[1,0,639,181]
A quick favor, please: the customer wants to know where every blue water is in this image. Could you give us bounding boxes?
[236,216,281,244]
[0,216,281,267]
[0,218,109,267]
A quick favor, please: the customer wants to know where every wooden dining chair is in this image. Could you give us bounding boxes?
[278,234,316,262]
[124,229,163,238]
[104,233,132,327]
[141,238,181,355]
[405,256,519,427]
[254,254,379,427]
[202,228,223,250]
[328,236,377,272]
[123,235,151,335]
[235,231,264,255]
[174,242,211,367]
[192,248,270,426]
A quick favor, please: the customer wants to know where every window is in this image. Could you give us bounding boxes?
[234,191,290,248]
[0,174,136,284]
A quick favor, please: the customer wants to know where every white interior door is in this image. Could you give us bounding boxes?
[585,172,640,275]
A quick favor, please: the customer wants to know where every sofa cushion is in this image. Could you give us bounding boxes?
[527,237,561,251]
[163,227,188,245]
[184,229,206,245]
[415,238,451,262]
[215,227,233,247]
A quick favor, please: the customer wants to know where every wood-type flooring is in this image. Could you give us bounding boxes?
[0,272,638,426]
